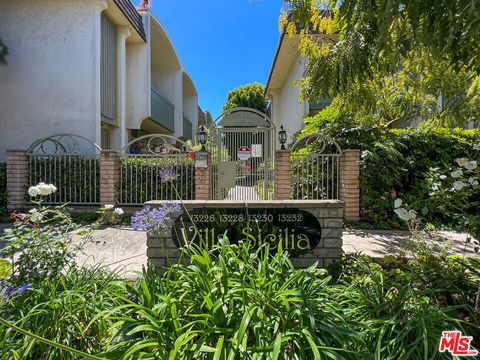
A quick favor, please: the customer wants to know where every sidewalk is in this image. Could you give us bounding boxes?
[343,229,476,257]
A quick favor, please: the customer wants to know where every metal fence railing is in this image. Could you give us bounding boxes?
[118,154,195,205]
[29,154,101,205]
[290,153,341,200]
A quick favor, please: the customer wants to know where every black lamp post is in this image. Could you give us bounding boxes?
[279,125,287,150]
[197,125,207,150]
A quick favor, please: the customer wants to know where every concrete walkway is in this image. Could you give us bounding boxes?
[1,224,478,278]
[225,186,261,200]
[343,229,477,257]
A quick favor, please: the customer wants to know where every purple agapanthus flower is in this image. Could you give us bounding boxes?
[159,166,178,183]
[131,203,180,232]
[1,279,31,302]
[169,202,181,213]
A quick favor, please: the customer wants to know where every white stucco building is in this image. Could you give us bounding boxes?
[0,0,200,161]
[265,33,331,146]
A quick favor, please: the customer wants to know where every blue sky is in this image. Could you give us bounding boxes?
[150,0,283,119]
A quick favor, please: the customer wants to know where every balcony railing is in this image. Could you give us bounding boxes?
[151,87,175,131]
[183,116,193,140]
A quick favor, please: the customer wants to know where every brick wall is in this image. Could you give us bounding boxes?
[340,149,361,221]
[146,200,345,273]
[100,150,120,206]
[195,167,210,200]
[6,150,29,211]
[275,150,291,200]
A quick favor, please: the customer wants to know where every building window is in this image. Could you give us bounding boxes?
[101,13,116,124]
[101,124,111,149]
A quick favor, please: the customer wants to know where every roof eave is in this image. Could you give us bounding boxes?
[265,31,286,97]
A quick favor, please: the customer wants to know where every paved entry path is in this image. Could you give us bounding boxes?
[0,224,477,278]
[343,230,477,258]
[225,186,261,200]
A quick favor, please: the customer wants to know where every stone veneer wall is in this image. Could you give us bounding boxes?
[146,200,344,272]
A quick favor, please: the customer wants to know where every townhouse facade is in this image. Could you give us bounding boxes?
[0,0,200,160]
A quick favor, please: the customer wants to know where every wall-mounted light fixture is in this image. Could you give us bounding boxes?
[279,125,287,150]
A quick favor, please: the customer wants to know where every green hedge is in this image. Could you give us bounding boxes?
[118,156,195,204]
[29,156,100,204]
[290,155,339,200]
[0,163,7,217]
[301,110,479,228]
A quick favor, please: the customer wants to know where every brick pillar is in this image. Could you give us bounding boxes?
[340,149,361,221]
[195,166,210,200]
[6,150,29,211]
[100,150,120,206]
[275,150,291,200]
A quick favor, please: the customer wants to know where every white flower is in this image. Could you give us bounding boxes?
[468,177,479,186]
[28,186,40,197]
[451,170,463,178]
[464,161,478,170]
[37,183,49,195]
[474,143,480,151]
[394,199,403,208]
[104,204,114,210]
[394,207,417,221]
[114,208,124,216]
[30,212,44,223]
[28,183,57,197]
[453,181,467,191]
[431,183,440,191]
[439,175,447,180]
[29,208,38,214]
[406,210,417,220]
[456,158,469,167]
[394,208,405,219]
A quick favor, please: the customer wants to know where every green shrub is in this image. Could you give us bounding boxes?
[104,242,363,359]
[1,266,124,359]
[301,110,479,228]
[70,211,101,225]
[119,157,195,204]
[0,259,10,278]
[2,244,478,359]
[0,213,79,283]
[333,254,480,358]
[1,198,478,359]
[29,156,100,204]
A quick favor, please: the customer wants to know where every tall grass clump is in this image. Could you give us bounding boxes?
[102,240,362,359]
[1,266,125,359]
[334,254,480,359]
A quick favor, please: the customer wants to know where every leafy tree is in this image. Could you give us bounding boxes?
[223,83,268,113]
[0,38,8,65]
[334,49,480,127]
[280,1,480,127]
[282,0,480,93]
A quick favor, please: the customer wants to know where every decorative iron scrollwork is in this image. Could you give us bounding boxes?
[27,134,102,155]
[120,134,193,155]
